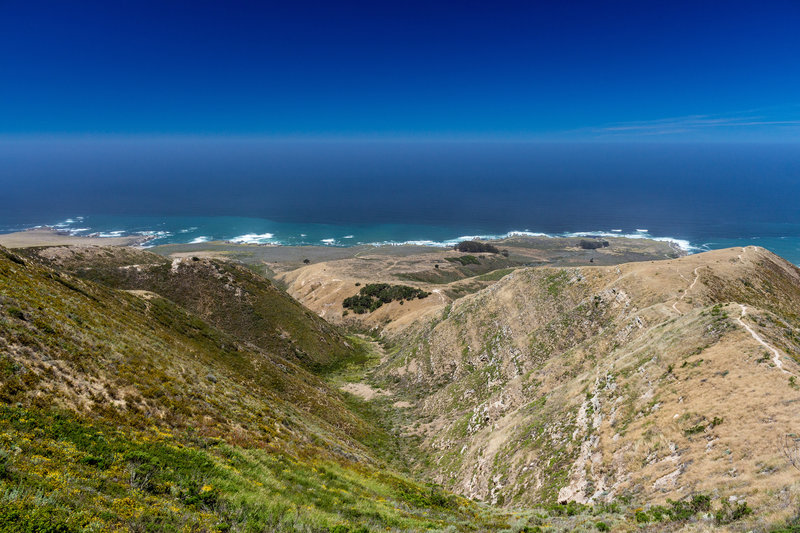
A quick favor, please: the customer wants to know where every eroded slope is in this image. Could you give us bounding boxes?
[378,247,800,523]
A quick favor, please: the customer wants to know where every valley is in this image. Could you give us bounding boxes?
[2,237,800,531]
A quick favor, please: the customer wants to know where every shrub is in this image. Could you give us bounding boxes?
[545,501,587,517]
[684,424,706,435]
[690,494,712,512]
[595,522,610,531]
[124,449,161,492]
[0,448,11,479]
[649,505,667,521]
[7,307,25,320]
[664,494,712,521]
[715,500,752,525]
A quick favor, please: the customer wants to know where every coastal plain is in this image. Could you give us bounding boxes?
[151,234,681,335]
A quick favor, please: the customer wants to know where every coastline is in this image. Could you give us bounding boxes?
[0,226,684,268]
[0,219,698,255]
[0,227,155,248]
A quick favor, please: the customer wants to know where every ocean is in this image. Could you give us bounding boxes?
[2,140,799,262]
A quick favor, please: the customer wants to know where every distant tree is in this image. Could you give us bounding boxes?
[579,239,609,250]
[454,241,499,254]
[303,258,311,264]
[343,283,430,314]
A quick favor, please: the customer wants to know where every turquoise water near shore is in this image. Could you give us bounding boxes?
[4,214,800,265]
[2,141,799,262]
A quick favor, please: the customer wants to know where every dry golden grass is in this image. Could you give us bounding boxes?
[375,246,800,526]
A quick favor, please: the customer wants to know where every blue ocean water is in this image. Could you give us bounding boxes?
[1,140,799,262]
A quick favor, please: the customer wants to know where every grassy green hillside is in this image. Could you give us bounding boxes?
[0,246,500,531]
[23,246,358,372]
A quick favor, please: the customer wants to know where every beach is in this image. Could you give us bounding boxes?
[0,227,153,248]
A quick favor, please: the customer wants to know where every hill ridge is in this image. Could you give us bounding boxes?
[373,246,800,521]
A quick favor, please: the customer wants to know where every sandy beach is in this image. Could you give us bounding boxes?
[0,227,152,248]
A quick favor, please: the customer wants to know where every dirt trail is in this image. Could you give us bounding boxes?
[730,247,795,374]
[737,304,793,376]
[672,267,700,314]
[737,245,752,261]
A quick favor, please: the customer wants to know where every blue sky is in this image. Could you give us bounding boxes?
[1,1,799,140]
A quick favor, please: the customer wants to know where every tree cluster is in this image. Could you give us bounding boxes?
[579,239,609,250]
[343,283,431,314]
[454,241,499,254]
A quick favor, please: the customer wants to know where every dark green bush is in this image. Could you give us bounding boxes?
[343,284,430,314]
[664,494,712,521]
[545,501,588,517]
[649,505,667,521]
[684,424,706,435]
[0,504,75,533]
[715,500,752,525]
[6,307,25,320]
[579,239,609,250]
[0,448,11,479]
[454,241,499,254]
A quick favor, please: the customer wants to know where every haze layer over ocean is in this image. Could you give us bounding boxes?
[2,139,799,262]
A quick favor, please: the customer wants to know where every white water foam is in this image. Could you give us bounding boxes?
[137,231,172,238]
[321,238,336,245]
[190,236,210,244]
[229,233,275,244]
[562,230,697,252]
[92,230,126,238]
[370,229,698,253]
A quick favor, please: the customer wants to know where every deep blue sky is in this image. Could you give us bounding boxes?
[1,1,799,139]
